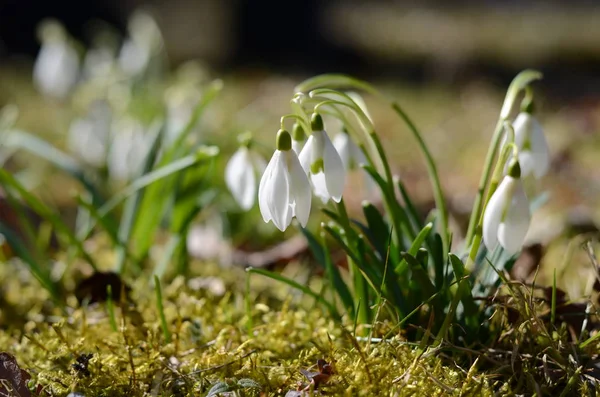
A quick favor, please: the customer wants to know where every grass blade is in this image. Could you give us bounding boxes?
[247,267,340,320]
[0,169,98,271]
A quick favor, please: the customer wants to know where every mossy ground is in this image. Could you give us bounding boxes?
[0,258,507,397]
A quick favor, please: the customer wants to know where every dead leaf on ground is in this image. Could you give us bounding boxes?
[0,352,31,397]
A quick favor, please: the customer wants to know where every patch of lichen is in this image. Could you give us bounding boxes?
[0,261,504,397]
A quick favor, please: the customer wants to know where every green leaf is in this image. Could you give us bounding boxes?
[247,267,339,320]
[401,252,436,299]
[448,253,478,317]
[397,179,422,232]
[0,169,98,270]
[360,201,392,261]
[0,223,60,302]
[115,121,164,273]
[130,80,222,261]
[294,74,379,96]
[75,147,218,261]
[5,130,105,205]
[300,227,354,317]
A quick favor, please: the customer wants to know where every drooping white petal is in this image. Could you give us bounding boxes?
[527,118,550,178]
[266,153,291,231]
[292,139,305,154]
[225,148,255,210]
[322,131,346,202]
[333,133,351,170]
[258,151,280,223]
[310,171,331,204]
[286,151,312,227]
[513,112,550,178]
[298,135,316,174]
[483,177,515,251]
[497,181,531,254]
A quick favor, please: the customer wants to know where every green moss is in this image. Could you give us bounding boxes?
[0,263,501,397]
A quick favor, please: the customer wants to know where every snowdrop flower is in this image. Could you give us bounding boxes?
[483,161,531,255]
[291,123,306,154]
[108,118,152,181]
[512,111,550,179]
[33,20,79,99]
[333,129,366,171]
[225,137,267,210]
[299,114,346,203]
[258,129,311,231]
[118,11,163,78]
[68,100,112,167]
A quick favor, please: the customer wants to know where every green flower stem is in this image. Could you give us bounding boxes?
[335,199,370,327]
[465,118,505,247]
[466,70,542,246]
[466,134,518,268]
[154,275,171,343]
[391,103,449,259]
[280,114,308,132]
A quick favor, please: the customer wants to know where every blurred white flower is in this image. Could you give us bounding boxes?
[67,101,112,167]
[33,21,79,99]
[118,38,150,77]
[258,129,311,231]
[513,112,550,179]
[118,11,164,78]
[333,130,366,171]
[225,146,266,210]
[82,47,115,80]
[298,114,346,203]
[108,118,152,181]
[483,167,531,255]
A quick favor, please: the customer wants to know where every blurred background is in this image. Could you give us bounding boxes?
[1,0,600,295]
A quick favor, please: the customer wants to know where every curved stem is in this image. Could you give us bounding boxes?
[392,103,449,259]
[465,118,505,246]
[280,114,306,131]
[466,134,518,268]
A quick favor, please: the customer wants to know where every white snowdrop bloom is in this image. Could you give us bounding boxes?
[82,47,115,80]
[118,11,163,78]
[67,101,112,167]
[333,130,366,171]
[225,145,266,210]
[483,163,531,255]
[118,38,150,77]
[108,118,151,181]
[258,129,311,231]
[298,114,346,203]
[513,112,550,179]
[33,21,79,99]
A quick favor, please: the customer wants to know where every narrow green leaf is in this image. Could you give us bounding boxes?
[0,169,98,270]
[294,74,379,96]
[0,223,60,302]
[448,253,478,317]
[5,130,104,205]
[300,227,354,316]
[115,121,164,273]
[247,267,339,320]
[361,201,391,261]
